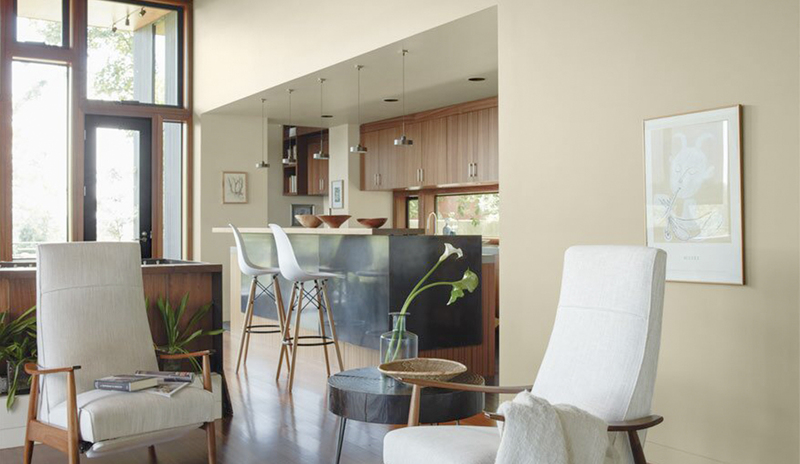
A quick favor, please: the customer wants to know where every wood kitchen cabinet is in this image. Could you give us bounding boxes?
[360,97,498,191]
[307,136,329,195]
[446,107,498,184]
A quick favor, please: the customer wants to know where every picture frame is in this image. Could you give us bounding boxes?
[222,172,248,204]
[644,105,743,285]
[290,204,316,226]
[331,180,344,209]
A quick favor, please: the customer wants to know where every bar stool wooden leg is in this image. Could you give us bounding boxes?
[321,280,345,371]
[315,280,332,377]
[235,277,258,373]
[273,276,292,370]
[277,282,297,381]
[241,287,257,366]
[288,283,304,392]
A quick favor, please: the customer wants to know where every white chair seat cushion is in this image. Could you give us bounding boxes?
[45,386,214,443]
[383,425,500,464]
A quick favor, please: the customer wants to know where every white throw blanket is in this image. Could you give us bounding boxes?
[495,391,615,464]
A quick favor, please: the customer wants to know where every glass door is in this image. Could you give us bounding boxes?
[84,115,152,258]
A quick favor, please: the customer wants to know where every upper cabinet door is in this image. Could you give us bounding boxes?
[361,130,381,191]
[421,118,447,186]
[378,126,401,190]
[446,114,472,184]
[402,122,423,188]
[473,107,499,182]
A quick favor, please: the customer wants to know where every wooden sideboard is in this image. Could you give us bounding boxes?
[360,97,499,191]
[0,260,225,374]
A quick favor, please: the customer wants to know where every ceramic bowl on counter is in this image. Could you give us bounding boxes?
[356,218,387,229]
[317,215,351,228]
[295,214,323,228]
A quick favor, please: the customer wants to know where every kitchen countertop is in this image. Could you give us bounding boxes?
[212,227,425,236]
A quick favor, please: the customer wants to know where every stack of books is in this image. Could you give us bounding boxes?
[94,371,195,397]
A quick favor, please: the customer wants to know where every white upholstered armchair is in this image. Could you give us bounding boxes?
[24,242,217,464]
[384,246,667,464]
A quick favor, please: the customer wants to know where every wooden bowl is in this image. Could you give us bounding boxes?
[357,218,387,229]
[294,214,322,228]
[378,358,467,382]
[318,215,351,228]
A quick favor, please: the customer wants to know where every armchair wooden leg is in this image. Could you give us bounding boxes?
[148,445,157,461]
[205,421,217,464]
[66,371,80,464]
[23,373,38,464]
[628,430,646,464]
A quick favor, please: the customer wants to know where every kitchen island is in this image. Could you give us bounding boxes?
[213,227,495,375]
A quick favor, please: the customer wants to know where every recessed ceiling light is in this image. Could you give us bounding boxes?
[383,98,399,103]
[468,77,486,82]
[321,114,333,118]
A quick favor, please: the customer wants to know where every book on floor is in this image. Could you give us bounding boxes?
[94,375,158,392]
[144,381,190,398]
[134,370,194,383]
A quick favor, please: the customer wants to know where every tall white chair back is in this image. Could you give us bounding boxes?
[269,223,310,282]
[230,224,262,276]
[36,242,159,420]
[531,245,666,463]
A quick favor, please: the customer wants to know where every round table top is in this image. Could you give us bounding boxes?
[327,366,485,425]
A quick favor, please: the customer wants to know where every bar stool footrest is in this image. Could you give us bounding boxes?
[282,335,336,347]
[245,324,283,335]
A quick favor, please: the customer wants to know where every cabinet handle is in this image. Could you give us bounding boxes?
[420,168,424,183]
[467,163,472,178]
[320,178,323,191]
[472,162,477,178]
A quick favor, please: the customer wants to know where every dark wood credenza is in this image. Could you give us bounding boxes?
[0,259,225,375]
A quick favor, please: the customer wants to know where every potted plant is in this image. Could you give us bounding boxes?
[0,306,36,410]
[380,243,479,363]
[149,293,222,372]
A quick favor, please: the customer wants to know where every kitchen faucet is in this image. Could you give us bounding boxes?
[425,212,438,235]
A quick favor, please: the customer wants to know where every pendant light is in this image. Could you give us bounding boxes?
[350,65,368,154]
[255,98,269,168]
[313,78,330,160]
[283,89,296,165]
[394,49,413,146]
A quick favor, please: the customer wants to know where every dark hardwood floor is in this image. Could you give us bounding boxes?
[0,332,494,464]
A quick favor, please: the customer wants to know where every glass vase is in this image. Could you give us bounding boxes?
[380,312,418,364]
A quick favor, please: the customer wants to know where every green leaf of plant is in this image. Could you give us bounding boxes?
[447,268,479,305]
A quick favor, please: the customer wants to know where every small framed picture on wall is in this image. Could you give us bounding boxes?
[644,105,743,284]
[222,172,248,204]
[331,180,344,209]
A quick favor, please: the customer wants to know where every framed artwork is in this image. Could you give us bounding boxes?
[290,204,315,226]
[331,180,344,209]
[644,105,743,284]
[222,172,247,204]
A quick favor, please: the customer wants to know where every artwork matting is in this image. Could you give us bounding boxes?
[644,105,743,285]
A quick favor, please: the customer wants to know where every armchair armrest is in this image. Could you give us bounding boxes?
[607,415,663,432]
[157,349,215,360]
[24,363,81,376]
[400,377,533,426]
[398,377,532,395]
[157,350,214,392]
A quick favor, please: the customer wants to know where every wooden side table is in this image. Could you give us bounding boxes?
[327,367,484,464]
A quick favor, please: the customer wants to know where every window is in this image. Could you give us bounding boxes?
[16,0,66,46]
[435,192,499,237]
[11,61,69,259]
[406,197,419,229]
[87,0,181,105]
[162,121,184,259]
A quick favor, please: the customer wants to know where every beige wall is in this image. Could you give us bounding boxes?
[197,113,270,320]
[498,1,800,464]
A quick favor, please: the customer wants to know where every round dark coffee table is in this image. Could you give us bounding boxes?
[327,366,485,464]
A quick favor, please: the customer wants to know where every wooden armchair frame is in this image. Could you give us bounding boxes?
[400,377,663,464]
[23,350,217,464]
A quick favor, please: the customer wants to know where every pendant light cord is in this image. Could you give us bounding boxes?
[401,50,407,134]
[261,99,266,164]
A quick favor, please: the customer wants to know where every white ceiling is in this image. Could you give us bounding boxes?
[210,7,498,127]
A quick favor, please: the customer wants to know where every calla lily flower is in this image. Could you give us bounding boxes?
[439,243,464,262]
[447,269,479,305]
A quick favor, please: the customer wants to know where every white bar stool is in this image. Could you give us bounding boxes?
[269,224,344,392]
[230,224,289,373]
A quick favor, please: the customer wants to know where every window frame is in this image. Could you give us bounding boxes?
[13,0,71,48]
[0,0,194,262]
[393,184,500,240]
